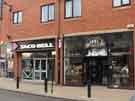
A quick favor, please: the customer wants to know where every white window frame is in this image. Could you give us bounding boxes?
[65,0,82,18]
[113,0,130,7]
[13,11,22,24]
[41,4,55,23]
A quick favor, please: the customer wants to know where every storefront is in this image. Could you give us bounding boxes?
[0,43,14,78]
[64,31,134,88]
[14,39,56,81]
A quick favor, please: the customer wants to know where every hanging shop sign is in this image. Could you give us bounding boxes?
[14,39,55,51]
[85,37,106,48]
[86,48,107,57]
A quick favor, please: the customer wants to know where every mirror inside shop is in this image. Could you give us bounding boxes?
[64,32,133,88]
[21,52,55,81]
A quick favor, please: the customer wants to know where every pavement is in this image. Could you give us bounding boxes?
[0,78,134,101]
[0,89,77,101]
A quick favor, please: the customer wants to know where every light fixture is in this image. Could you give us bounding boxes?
[52,51,56,56]
[22,53,32,58]
[0,40,3,45]
[127,24,134,29]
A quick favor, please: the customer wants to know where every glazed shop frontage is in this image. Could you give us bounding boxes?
[64,31,134,89]
[14,39,56,82]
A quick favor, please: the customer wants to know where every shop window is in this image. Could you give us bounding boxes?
[110,55,130,88]
[41,4,55,23]
[113,0,130,7]
[65,0,81,18]
[13,11,22,24]
[22,59,33,80]
[6,43,14,78]
[64,37,87,85]
[64,32,133,88]
[64,57,83,85]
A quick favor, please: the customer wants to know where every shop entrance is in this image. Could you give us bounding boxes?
[22,52,55,81]
[33,58,47,80]
[86,56,108,86]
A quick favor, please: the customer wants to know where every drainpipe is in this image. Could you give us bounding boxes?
[0,0,4,59]
[57,0,61,84]
[57,0,63,85]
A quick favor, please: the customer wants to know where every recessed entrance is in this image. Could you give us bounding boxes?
[22,52,55,81]
[85,56,108,85]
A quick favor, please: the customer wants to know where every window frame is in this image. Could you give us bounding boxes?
[12,11,22,24]
[64,0,82,19]
[112,0,131,8]
[40,3,55,23]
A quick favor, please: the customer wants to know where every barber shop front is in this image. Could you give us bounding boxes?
[14,39,56,82]
[64,31,134,89]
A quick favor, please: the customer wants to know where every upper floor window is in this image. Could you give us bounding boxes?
[13,11,22,24]
[65,0,81,18]
[41,4,55,23]
[113,0,130,7]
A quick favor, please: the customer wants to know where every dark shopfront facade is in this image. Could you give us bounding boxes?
[14,39,56,82]
[64,31,134,89]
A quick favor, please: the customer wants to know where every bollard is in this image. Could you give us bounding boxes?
[44,77,48,93]
[16,76,19,89]
[87,62,91,98]
[51,68,54,94]
[87,80,91,98]
[51,79,53,94]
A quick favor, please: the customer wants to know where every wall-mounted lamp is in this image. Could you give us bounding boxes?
[6,34,11,40]
[3,1,12,12]
[0,40,3,45]
[127,24,134,29]
[0,1,12,20]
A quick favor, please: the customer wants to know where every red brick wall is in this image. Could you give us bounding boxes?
[1,0,58,41]
[1,0,135,41]
[62,0,135,35]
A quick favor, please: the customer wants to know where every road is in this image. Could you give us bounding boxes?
[0,89,78,101]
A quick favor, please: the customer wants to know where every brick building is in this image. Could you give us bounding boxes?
[0,0,135,89]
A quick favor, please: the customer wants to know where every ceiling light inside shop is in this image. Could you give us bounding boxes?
[22,53,32,58]
[7,48,12,53]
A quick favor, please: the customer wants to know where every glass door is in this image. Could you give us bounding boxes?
[41,59,47,80]
[34,59,41,80]
[34,58,47,80]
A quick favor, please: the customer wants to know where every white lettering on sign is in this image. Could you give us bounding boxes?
[20,44,36,49]
[20,43,54,49]
[85,38,105,48]
[37,43,53,48]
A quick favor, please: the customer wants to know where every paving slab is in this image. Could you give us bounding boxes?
[0,78,134,101]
